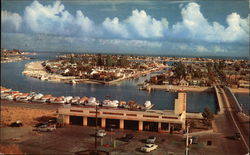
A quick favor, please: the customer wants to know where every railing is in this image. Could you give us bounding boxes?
[224,86,242,112]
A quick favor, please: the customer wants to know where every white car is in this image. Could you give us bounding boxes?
[140,144,158,152]
[96,130,106,137]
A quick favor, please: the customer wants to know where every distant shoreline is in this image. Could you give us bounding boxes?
[22,61,165,85]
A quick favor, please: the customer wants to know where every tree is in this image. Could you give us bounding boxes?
[70,56,75,64]
[174,62,186,79]
[106,55,115,67]
[202,107,214,120]
[117,56,129,67]
[96,54,104,66]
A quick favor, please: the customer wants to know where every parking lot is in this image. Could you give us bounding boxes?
[1,124,235,155]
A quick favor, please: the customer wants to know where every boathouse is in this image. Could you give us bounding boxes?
[57,92,187,132]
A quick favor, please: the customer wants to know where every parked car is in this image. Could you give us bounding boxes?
[146,136,156,144]
[36,125,56,132]
[140,144,158,152]
[10,121,23,127]
[35,122,48,128]
[106,124,116,132]
[234,133,241,140]
[96,130,106,137]
[120,134,135,142]
[191,136,198,144]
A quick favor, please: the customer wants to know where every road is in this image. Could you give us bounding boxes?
[214,86,249,154]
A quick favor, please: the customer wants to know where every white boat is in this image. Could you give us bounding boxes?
[5,95,14,100]
[85,97,99,106]
[32,93,44,102]
[143,100,154,110]
[65,96,73,103]
[1,93,10,99]
[37,95,53,103]
[51,96,65,104]
[102,100,119,108]
[15,93,30,102]
[79,96,88,104]
[71,96,80,104]
[1,88,12,93]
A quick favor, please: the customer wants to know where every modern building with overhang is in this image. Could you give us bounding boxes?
[57,92,187,132]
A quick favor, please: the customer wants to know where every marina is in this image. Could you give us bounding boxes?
[2,52,248,114]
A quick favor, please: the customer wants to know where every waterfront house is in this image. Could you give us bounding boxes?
[179,79,189,86]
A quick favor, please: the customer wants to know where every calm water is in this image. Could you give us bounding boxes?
[1,52,217,113]
[235,93,250,115]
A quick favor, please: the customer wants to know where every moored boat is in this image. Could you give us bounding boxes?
[85,97,99,106]
[143,100,154,110]
[79,96,88,105]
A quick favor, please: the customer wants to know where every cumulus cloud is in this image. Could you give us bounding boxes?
[102,10,168,39]
[1,10,23,32]
[23,0,95,36]
[1,1,249,43]
[172,2,249,42]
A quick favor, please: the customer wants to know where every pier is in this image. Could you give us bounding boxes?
[58,92,187,132]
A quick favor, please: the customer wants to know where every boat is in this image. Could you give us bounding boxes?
[3,95,14,100]
[79,96,88,105]
[32,93,44,102]
[49,97,57,103]
[1,88,12,93]
[143,100,154,110]
[65,96,73,104]
[16,93,30,102]
[85,97,99,106]
[51,96,65,104]
[102,100,119,108]
[36,94,52,103]
[71,96,80,105]
[40,75,48,81]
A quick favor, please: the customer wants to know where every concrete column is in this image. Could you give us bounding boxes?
[182,122,186,130]
[101,118,106,128]
[158,122,162,132]
[139,121,143,131]
[168,123,171,131]
[63,115,69,124]
[83,117,87,126]
[119,119,124,129]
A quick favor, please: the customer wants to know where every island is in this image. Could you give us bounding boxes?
[22,54,166,85]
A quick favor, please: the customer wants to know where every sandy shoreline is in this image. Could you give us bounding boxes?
[231,88,249,94]
[148,85,213,92]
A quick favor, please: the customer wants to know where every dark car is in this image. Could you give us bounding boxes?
[191,136,198,144]
[120,134,135,142]
[35,122,48,128]
[106,124,116,132]
[146,136,156,144]
[10,121,23,127]
[234,133,241,140]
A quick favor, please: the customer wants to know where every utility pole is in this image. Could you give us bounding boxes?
[95,105,98,153]
[185,125,189,155]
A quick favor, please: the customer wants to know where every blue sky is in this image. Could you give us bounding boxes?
[1,0,249,57]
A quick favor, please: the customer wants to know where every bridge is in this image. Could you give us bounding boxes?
[214,85,249,154]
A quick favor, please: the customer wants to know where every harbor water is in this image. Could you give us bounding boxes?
[1,52,219,113]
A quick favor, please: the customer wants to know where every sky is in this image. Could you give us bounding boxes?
[1,0,249,57]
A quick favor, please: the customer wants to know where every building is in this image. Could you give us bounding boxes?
[57,92,187,132]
